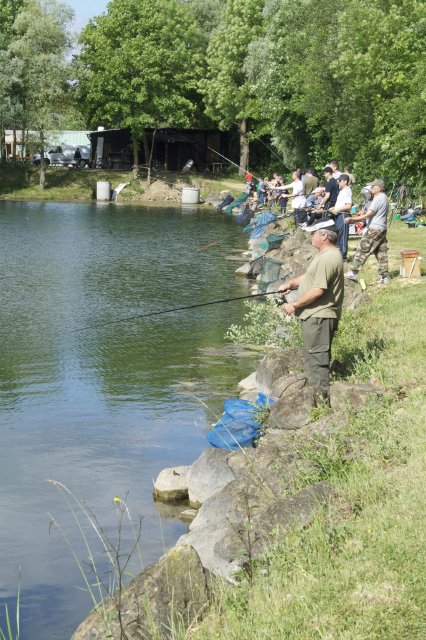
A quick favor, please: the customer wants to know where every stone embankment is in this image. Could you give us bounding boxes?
[72,213,377,640]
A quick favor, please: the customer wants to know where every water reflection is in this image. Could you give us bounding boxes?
[0,200,258,639]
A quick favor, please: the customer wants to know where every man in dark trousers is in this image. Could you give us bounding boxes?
[74,147,82,167]
[278,219,344,406]
[328,173,352,261]
[319,166,339,213]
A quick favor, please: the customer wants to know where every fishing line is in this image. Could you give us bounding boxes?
[71,290,283,334]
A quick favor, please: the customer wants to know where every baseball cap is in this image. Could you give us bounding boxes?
[370,179,385,189]
[305,219,337,233]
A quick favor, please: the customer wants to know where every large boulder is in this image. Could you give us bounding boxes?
[272,373,308,399]
[179,482,332,582]
[237,371,259,392]
[331,381,385,411]
[187,448,236,508]
[268,386,315,430]
[71,545,209,640]
[218,482,333,564]
[177,523,239,582]
[256,349,304,394]
[153,466,189,502]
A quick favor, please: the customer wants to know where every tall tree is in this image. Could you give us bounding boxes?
[76,0,204,179]
[181,0,224,45]
[0,0,25,43]
[8,0,74,187]
[201,0,266,172]
[0,0,25,160]
[250,0,426,184]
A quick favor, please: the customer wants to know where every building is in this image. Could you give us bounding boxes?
[4,130,92,160]
[89,127,237,172]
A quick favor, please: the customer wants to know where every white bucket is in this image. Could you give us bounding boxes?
[96,181,111,201]
[181,187,200,204]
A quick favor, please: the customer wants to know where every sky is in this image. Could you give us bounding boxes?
[66,0,108,33]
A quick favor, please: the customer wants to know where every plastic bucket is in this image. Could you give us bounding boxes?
[181,188,200,204]
[96,181,111,201]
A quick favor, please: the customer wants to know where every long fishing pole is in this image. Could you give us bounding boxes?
[72,290,283,333]
[206,146,261,181]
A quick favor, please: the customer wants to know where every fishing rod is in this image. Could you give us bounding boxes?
[206,146,261,181]
[72,290,285,333]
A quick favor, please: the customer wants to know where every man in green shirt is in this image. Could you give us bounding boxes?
[278,219,344,406]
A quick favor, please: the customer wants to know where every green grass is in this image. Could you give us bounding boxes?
[183,224,426,640]
[0,163,245,203]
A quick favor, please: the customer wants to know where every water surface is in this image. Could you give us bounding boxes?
[0,200,257,639]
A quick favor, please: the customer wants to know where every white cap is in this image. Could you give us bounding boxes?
[305,219,337,233]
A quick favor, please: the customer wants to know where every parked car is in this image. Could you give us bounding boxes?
[32,145,91,167]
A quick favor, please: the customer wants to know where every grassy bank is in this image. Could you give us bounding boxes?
[184,225,426,639]
[0,163,244,203]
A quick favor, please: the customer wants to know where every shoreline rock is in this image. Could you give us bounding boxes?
[71,217,370,639]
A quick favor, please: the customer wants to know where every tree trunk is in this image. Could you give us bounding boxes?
[39,130,46,190]
[141,129,150,167]
[12,128,17,162]
[147,129,157,186]
[238,119,249,174]
[131,130,139,180]
[0,124,5,162]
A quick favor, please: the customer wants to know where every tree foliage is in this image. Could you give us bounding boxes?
[0,0,25,45]
[248,0,426,185]
[76,0,205,169]
[201,0,267,170]
[7,0,74,185]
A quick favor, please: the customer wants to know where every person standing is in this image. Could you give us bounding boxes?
[343,165,356,186]
[272,170,307,225]
[319,166,339,212]
[74,147,82,168]
[344,179,389,284]
[278,219,344,406]
[328,174,352,260]
[257,177,269,205]
[303,168,319,197]
[329,160,341,180]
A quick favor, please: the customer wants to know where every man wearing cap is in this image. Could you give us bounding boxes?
[277,219,344,406]
[344,178,389,285]
[328,174,352,261]
[319,166,339,212]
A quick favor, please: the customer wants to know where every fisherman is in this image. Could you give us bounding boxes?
[272,170,307,225]
[328,173,352,261]
[344,178,390,285]
[318,166,339,212]
[277,219,344,406]
[302,168,319,196]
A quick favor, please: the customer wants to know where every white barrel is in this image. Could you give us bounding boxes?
[96,181,111,201]
[181,187,200,204]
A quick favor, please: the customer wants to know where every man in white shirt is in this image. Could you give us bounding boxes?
[328,174,352,260]
[330,160,341,180]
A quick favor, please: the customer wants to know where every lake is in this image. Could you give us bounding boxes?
[0,200,258,639]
